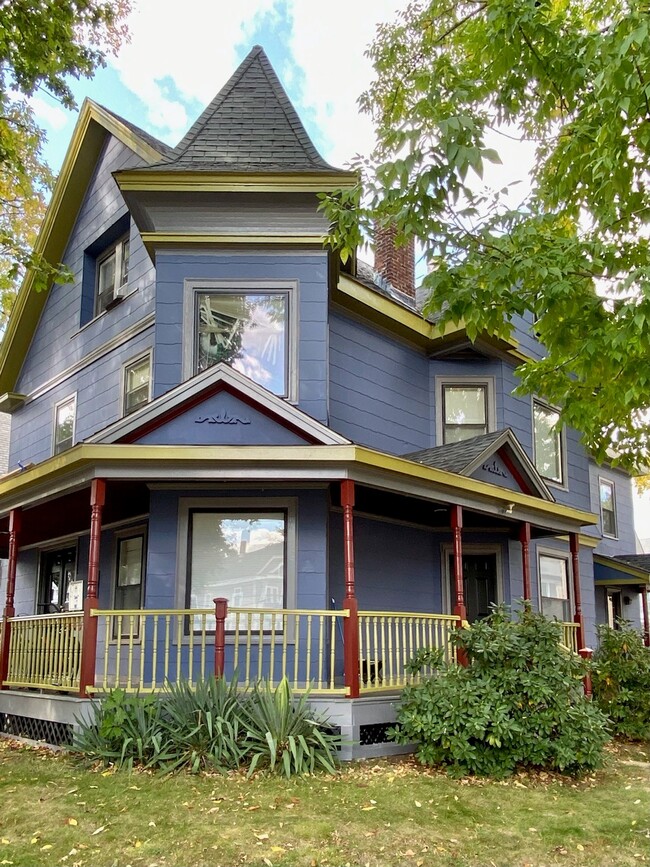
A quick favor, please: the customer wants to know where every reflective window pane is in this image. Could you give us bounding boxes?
[196,292,288,394]
[534,402,563,483]
[600,480,617,536]
[190,511,285,630]
[442,385,487,443]
[540,555,571,621]
[124,356,151,414]
[54,397,75,454]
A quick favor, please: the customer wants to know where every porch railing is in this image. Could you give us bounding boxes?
[4,612,83,691]
[358,611,460,692]
[560,621,580,653]
[92,607,349,694]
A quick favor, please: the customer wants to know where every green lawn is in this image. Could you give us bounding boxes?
[0,739,648,866]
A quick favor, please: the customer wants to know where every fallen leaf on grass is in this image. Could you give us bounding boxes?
[0,839,9,845]
[66,819,77,827]
[414,801,421,808]
[361,805,375,811]
[577,844,585,851]
[40,845,52,851]
[263,859,273,867]
[90,826,106,836]
[254,833,269,841]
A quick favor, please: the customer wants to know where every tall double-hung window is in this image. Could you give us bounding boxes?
[539,553,571,622]
[533,400,564,485]
[184,283,296,399]
[437,379,495,444]
[599,478,617,538]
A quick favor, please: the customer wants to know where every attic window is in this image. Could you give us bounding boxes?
[96,235,130,315]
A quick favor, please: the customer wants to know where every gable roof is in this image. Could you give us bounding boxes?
[87,362,351,447]
[0,99,170,396]
[404,429,555,501]
[137,46,341,174]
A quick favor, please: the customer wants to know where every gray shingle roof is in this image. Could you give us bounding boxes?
[404,430,508,474]
[613,554,650,574]
[145,46,344,174]
[99,104,174,159]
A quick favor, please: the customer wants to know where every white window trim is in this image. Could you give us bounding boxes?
[52,393,77,456]
[108,523,148,643]
[121,350,153,417]
[182,280,299,402]
[95,234,130,316]
[532,398,567,489]
[598,476,618,539]
[440,542,504,615]
[435,376,496,446]
[175,496,298,642]
[537,547,573,622]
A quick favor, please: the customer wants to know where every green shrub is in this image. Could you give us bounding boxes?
[158,675,246,772]
[239,677,341,777]
[592,622,650,740]
[73,688,168,770]
[390,605,609,778]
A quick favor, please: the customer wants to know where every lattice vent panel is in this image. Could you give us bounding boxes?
[0,713,73,747]
[359,722,394,746]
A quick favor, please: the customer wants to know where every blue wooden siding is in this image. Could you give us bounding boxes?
[144,487,329,611]
[153,252,329,424]
[328,312,430,454]
[136,390,310,446]
[9,133,156,468]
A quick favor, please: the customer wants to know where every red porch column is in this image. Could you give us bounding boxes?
[213,597,228,678]
[341,480,360,698]
[79,479,105,697]
[519,522,532,603]
[0,508,22,688]
[642,586,650,648]
[451,505,469,667]
[570,532,585,651]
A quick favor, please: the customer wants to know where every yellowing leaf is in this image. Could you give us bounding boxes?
[0,839,9,845]
[254,833,269,841]
[91,826,106,836]
[66,819,77,827]
[40,845,52,851]
[577,844,585,851]
[414,801,422,808]
[134,840,142,848]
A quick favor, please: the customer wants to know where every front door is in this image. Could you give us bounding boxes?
[606,588,623,628]
[449,553,498,622]
[38,547,77,613]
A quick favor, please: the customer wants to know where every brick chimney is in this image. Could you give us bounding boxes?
[374,224,415,298]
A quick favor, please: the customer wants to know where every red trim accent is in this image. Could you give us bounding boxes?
[0,509,21,689]
[340,480,360,697]
[451,505,468,666]
[79,480,105,697]
[213,597,228,677]
[519,522,532,601]
[570,532,585,650]
[497,448,533,495]
[117,381,319,445]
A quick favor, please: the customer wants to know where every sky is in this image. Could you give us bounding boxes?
[27,0,650,547]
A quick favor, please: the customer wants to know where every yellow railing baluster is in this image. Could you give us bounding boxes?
[175,614,182,684]
[233,611,241,676]
[317,615,324,690]
[163,615,171,684]
[200,613,206,681]
[293,614,300,689]
[116,614,123,687]
[306,614,313,690]
[269,613,276,687]
[257,613,264,682]
[151,615,159,690]
[126,616,135,690]
[103,615,110,688]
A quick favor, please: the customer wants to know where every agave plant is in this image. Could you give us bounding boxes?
[159,674,247,773]
[239,677,341,778]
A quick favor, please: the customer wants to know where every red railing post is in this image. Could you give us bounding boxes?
[79,479,105,697]
[213,597,228,678]
[451,505,468,666]
[642,586,650,648]
[570,532,585,651]
[341,479,360,698]
[579,647,593,698]
[0,508,22,688]
[519,521,532,603]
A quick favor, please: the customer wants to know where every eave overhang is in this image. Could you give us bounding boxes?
[335,274,528,362]
[0,100,168,396]
[594,553,650,585]
[115,170,358,194]
[0,442,597,534]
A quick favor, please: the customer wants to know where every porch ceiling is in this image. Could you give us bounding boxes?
[0,442,597,536]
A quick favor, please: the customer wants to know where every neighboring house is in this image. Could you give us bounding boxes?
[0,46,646,758]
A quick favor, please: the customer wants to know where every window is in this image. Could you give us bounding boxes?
[123,353,152,415]
[187,285,293,397]
[113,528,146,638]
[53,395,76,455]
[441,383,489,444]
[599,478,617,537]
[96,235,129,315]
[188,510,286,630]
[539,554,571,622]
[533,400,564,485]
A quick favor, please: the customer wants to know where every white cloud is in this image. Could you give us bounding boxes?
[29,96,69,132]
[110,0,278,143]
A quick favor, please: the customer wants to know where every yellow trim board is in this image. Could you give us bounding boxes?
[594,554,650,583]
[0,442,597,528]
[141,232,326,247]
[115,170,357,193]
[335,274,524,357]
[0,99,167,395]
